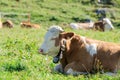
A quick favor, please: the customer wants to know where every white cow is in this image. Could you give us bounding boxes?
[39,25,64,56]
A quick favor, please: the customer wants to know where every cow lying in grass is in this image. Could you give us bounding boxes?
[70,18,114,32]
[39,25,64,55]
[70,21,94,30]
[20,21,40,29]
[53,32,120,75]
[93,18,114,31]
[2,20,14,28]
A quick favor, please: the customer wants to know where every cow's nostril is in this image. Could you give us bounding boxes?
[39,49,43,53]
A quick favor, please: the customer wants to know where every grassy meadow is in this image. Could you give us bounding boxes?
[0,0,120,80]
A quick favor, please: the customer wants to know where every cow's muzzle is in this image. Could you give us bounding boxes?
[38,49,44,53]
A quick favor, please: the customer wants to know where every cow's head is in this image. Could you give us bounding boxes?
[39,25,64,55]
[53,32,75,63]
[57,32,79,54]
[102,18,114,31]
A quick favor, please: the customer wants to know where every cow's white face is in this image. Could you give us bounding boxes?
[39,25,64,55]
[103,18,114,31]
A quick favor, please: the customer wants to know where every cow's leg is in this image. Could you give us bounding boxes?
[54,64,64,73]
[64,62,88,76]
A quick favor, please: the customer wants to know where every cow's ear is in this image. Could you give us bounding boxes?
[60,30,64,33]
[65,32,74,39]
[59,32,74,39]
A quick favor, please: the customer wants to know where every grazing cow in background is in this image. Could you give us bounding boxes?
[39,25,64,56]
[93,18,114,31]
[20,13,40,29]
[70,19,94,30]
[53,32,120,75]
[20,21,40,28]
[2,20,14,28]
[70,18,114,32]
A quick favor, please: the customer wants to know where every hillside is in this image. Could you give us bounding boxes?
[0,0,120,28]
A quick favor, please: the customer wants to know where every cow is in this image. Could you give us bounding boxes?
[93,18,114,31]
[70,20,94,30]
[20,21,40,28]
[38,25,64,56]
[20,13,40,28]
[53,32,120,75]
[70,18,114,32]
[2,20,14,28]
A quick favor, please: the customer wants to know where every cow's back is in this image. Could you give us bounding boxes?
[85,38,120,72]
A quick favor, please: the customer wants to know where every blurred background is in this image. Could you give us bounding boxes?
[0,0,120,28]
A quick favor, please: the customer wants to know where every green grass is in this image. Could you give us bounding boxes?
[0,0,120,80]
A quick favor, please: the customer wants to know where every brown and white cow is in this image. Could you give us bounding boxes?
[20,14,40,29]
[53,32,120,75]
[20,21,40,28]
[70,18,114,32]
[2,20,14,28]
[93,18,114,31]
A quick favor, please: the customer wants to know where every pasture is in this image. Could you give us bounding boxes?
[0,0,120,79]
[0,27,120,80]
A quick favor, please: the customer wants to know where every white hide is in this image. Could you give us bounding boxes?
[81,36,97,56]
[70,21,94,30]
[103,18,114,31]
[66,68,88,75]
[39,25,64,54]
[85,43,97,56]
[70,23,80,29]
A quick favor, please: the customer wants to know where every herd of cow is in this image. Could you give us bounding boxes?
[0,19,40,28]
[1,17,118,76]
[0,17,114,32]
[39,24,120,76]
